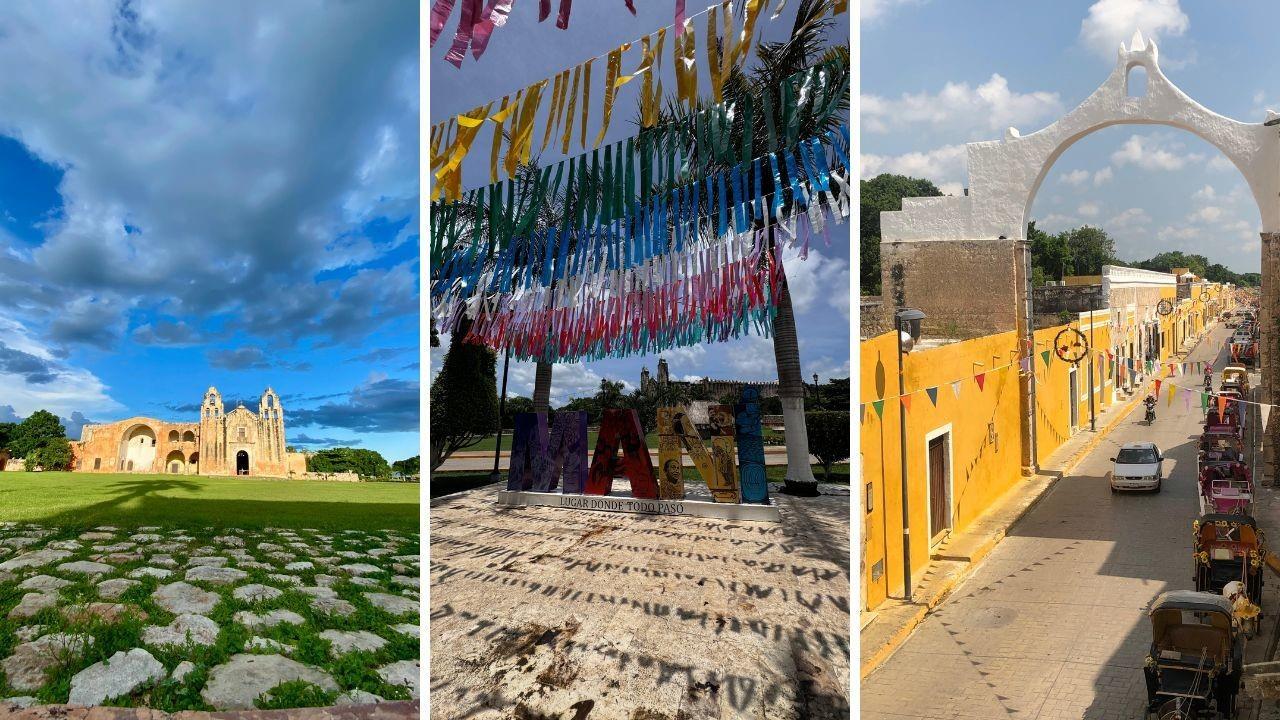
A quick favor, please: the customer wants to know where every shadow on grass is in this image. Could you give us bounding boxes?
[28,478,418,532]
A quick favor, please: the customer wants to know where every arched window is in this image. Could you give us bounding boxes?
[182,430,195,442]
[1126,65,1147,97]
[237,427,247,441]
[168,430,180,442]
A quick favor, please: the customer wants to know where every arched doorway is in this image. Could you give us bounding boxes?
[879,29,1277,472]
[189,452,199,474]
[165,450,186,474]
[236,450,249,476]
[119,425,158,473]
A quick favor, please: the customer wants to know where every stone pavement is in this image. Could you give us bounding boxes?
[437,446,803,472]
[429,480,850,719]
[862,325,1234,719]
[0,524,420,713]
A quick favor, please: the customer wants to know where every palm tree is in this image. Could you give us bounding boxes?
[532,360,553,413]
[645,0,849,495]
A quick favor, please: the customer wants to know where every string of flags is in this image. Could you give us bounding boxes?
[859,358,1020,424]
[430,51,848,201]
[431,124,852,363]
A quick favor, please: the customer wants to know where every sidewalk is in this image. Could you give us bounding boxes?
[859,330,1211,680]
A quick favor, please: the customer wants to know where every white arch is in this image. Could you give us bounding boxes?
[881,31,1279,242]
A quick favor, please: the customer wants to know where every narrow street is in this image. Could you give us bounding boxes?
[862,323,1254,720]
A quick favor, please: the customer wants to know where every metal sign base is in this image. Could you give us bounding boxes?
[495,490,782,522]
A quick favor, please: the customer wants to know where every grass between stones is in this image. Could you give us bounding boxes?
[0,521,420,711]
[0,473,419,531]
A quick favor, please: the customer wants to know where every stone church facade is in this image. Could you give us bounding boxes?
[72,387,307,477]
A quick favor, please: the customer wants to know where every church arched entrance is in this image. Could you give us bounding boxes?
[236,450,249,476]
[165,450,186,474]
[119,424,157,473]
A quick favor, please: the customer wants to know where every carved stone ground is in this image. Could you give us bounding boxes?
[0,523,419,712]
[429,482,851,719]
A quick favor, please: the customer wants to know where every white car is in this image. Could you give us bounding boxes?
[1109,442,1163,493]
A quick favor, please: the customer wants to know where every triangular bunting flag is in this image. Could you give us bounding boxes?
[975,373,986,391]
[1263,403,1272,431]
[925,387,939,406]
[1200,392,1208,410]
[1166,382,1176,406]
[900,394,912,412]
[872,400,885,418]
[1218,394,1228,417]
[951,380,962,399]
[1040,350,1051,368]
[1154,379,1162,396]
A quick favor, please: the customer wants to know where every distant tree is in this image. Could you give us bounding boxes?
[824,378,851,410]
[593,379,627,412]
[26,437,72,471]
[1061,226,1115,276]
[0,422,15,453]
[429,319,499,472]
[628,380,691,434]
[558,396,601,425]
[8,410,65,459]
[860,174,944,295]
[1028,221,1070,281]
[308,448,391,478]
[501,396,536,428]
[805,411,850,482]
[760,396,783,415]
[392,456,420,477]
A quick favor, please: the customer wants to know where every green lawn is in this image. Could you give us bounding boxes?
[0,473,419,531]
[430,462,849,498]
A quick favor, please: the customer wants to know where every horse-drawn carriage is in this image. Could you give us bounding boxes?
[1144,591,1243,719]
[1197,463,1252,516]
[1193,514,1265,606]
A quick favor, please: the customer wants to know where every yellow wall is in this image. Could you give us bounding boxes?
[861,330,1023,608]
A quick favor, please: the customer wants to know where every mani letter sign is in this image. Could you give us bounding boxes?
[505,387,769,505]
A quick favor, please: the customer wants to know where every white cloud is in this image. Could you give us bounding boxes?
[1191,206,1222,222]
[1060,169,1090,186]
[1207,155,1235,173]
[861,145,967,188]
[1108,208,1151,229]
[726,336,778,379]
[1078,202,1100,218]
[862,0,928,22]
[1192,185,1217,201]
[505,361,633,406]
[780,248,850,321]
[0,315,121,419]
[1037,214,1079,233]
[1110,134,1203,171]
[1079,0,1189,59]
[862,74,1062,136]
[1093,167,1114,186]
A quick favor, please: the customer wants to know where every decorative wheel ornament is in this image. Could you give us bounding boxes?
[1053,328,1089,365]
[1200,291,1211,302]
[1157,299,1174,316]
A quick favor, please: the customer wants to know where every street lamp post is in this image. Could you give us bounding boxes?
[813,373,821,410]
[490,348,512,485]
[896,307,926,603]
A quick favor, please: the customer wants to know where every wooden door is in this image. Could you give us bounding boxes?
[928,435,950,540]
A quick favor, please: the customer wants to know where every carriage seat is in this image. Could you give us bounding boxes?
[1161,625,1227,662]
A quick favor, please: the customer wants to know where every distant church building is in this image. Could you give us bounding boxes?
[72,387,306,477]
[640,358,780,400]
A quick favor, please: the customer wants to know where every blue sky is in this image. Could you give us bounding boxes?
[0,2,419,462]
[862,0,1279,273]
[429,2,851,405]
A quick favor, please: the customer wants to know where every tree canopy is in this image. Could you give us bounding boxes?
[860,174,943,295]
[307,448,391,478]
[429,319,499,471]
[6,410,66,459]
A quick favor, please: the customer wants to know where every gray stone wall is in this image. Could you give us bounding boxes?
[879,238,1019,339]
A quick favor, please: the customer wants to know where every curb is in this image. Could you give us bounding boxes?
[860,333,1210,681]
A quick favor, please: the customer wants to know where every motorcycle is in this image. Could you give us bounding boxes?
[1205,373,1214,392]
[1145,401,1157,424]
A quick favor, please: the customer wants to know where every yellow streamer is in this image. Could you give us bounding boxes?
[615,35,653,91]
[488,93,516,184]
[508,79,547,175]
[581,58,593,150]
[707,6,723,103]
[432,102,493,202]
[641,28,667,128]
[561,63,582,155]
[731,0,766,69]
[541,69,569,153]
[673,19,698,109]
[594,46,628,148]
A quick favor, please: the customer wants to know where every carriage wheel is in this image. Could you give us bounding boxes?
[1154,699,1191,720]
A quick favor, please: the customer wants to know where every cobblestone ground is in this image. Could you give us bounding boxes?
[0,523,420,712]
[863,326,1237,720]
[429,482,850,719]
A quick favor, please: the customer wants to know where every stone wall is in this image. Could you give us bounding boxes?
[860,296,890,339]
[3,459,24,472]
[72,417,201,475]
[879,237,1019,339]
[300,471,361,482]
[1032,284,1106,315]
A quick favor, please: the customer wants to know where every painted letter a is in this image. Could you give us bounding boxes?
[585,409,658,499]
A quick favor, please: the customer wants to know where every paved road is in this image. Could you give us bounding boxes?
[862,325,1237,720]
